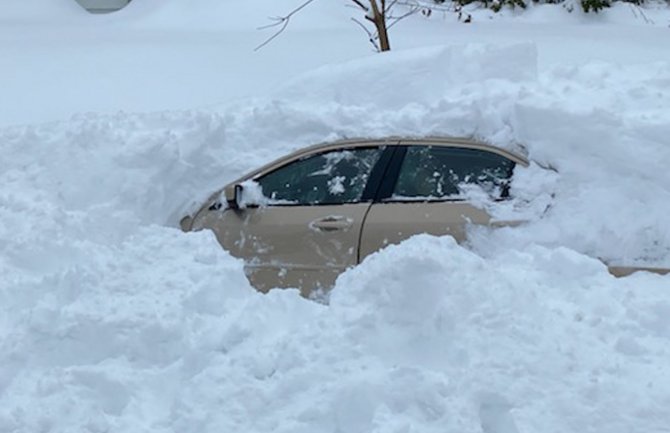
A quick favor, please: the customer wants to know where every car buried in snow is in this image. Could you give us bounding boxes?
[180,137,527,293]
[180,136,669,294]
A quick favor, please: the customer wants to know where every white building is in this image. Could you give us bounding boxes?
[75,0,132,13]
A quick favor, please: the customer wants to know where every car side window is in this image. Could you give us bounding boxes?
[256,147,383,205]
[392,146,515,200]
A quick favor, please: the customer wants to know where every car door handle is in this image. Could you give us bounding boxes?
[310,216,353,232]
[489,219,526,228]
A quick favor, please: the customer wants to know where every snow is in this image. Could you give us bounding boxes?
[1,0,88,21]
[1,0,670,432]
[237,180,271,208]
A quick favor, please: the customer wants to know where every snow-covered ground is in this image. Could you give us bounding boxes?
[1,0,670,432]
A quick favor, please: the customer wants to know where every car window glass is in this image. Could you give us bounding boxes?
[257,147,382,205]
[393,146,515,200]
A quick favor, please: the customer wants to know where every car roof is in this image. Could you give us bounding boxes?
[235,136,529,184]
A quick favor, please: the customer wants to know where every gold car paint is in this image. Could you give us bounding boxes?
[193,203,372,296]
[186,137,669,292]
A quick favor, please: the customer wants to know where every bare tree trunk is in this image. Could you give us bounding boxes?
[258,0,404,53]
[369,0,391,51]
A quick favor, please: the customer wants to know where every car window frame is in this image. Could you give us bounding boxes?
[373,144,518,203]
[249,145,395,207]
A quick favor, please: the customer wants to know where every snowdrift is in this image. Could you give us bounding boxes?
[1,1,670,432]
[2,229,668,432]
[2,44,670,430]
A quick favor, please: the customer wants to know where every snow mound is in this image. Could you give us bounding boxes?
[0,226,256,432]
[2,234,668,432]
[276,43,538,108]
[1,10,670,432]
[2,44,669,266]
[1,86,669,431]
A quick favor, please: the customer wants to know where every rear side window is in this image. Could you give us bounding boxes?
[392,146,515,200]
[257,147,383,205]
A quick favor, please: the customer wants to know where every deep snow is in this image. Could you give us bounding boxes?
[1,0,670,432]
[3,0,670,128]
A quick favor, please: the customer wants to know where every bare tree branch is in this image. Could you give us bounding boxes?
[351,17,380,51]
[350,0,370,11]
[394,0,460,13]
[628,3,654,24]
[257,0,433,53]
[387,5,420,30]
[255,0,318,51]
[385,0,400,13]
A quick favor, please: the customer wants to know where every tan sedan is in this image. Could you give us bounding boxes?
[181,137,668,294]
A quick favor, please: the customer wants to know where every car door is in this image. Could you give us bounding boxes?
[194,145,390,294]
[359,143,518,260]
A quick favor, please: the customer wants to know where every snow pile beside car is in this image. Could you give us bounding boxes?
[2,230,669,432]
[275,44,670,266]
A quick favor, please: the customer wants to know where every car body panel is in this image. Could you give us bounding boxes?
[359,201,492,260]
[607,266,670,278]
[358,140,526,260]
[193,203,371,295]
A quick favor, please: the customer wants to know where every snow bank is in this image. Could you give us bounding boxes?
[330,236,670,433]
[0,226,256,432]
[1,3,670,432]
[1,49,669,431]
[276,43,538,109]
[276,45,670,266]
[3,0,669,127]
[1,43,668,265]
[2,232,669,432]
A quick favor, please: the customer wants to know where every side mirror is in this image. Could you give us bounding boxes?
[224,181,266,209]
[223,184,243,209]
[179,215,193,232]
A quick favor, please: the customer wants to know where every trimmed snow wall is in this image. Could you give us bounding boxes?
[1,43,669,432]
